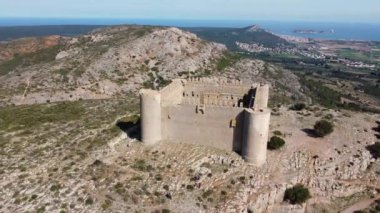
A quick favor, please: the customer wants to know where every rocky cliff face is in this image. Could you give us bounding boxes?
[0,26,226,106]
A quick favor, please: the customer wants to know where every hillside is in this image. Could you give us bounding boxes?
[1,94,379,213]
[0,25,103,42]
[1,25,380,213]
[185,25,289,50]
[0,26,226,106]
[0,35,67,62]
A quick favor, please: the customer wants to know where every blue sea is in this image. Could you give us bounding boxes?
[0,18,380,41]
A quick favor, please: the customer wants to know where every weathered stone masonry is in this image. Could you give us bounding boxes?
[140,77,271,166]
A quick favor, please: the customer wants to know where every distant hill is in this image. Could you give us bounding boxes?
[0,25,103,41]
[0,25,289,51]
[184,25,289,50]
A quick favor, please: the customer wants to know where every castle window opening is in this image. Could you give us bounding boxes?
[230,119,236,128]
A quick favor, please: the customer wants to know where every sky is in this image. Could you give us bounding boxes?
[0,0,379,23]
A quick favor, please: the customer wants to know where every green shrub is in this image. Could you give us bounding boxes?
[0,101,85,131]
[290,103,306,111]
[186,185,194,191]
[216,52,241,71]
[238,176,246,183]
[163,185,169,191]
[132,159,154,172]
[284,184,311,204]
[267,136,285,150]
[85,197,93,205]
[36,206,46,213]
[299,78,342,109]
[101,199,112,210]
[155,174,163,181]
[30,194,38,201]
[50,184,61,192]
[162,209,171,213]
[323,114,334,120]
[202,190,213,198]
[273,130,282,136]
[0,45,61,76]
[314,120,334,137]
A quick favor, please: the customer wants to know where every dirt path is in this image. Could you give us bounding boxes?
[341,194,380,213]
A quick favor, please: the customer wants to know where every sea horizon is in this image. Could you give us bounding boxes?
[1,17,380,41]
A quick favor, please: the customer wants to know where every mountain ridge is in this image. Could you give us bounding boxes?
[0,25,227,106]
[184,25,289,50]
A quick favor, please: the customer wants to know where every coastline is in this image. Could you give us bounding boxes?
[0,18,379,42]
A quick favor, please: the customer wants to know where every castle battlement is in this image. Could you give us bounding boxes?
[139,77,271,166]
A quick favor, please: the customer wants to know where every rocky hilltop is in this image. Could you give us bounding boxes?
[0,25,379,213]
[0,26,225,105]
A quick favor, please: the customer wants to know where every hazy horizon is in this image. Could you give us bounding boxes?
[1,17,380,28]
[1,17,380,42]
[1,0,379,24]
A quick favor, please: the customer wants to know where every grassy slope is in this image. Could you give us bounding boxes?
[337,48,372,62]
[0,45,62,75]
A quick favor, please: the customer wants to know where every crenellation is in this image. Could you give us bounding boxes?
[140,77,271,166]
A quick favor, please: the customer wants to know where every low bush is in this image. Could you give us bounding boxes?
[162,209,171,213]
[290,103,306,111]
[216,52,241,71]
[85,197,93,205]
[314,120,334,137]
[267,136,285,150]
[284,184,311,204]
[202,190,213,198]
[186,185,194,191]
[132,159,154,172]
[0,101,85,131]
[273,130,282,136]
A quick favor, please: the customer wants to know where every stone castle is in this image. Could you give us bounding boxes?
[139,77,271,166]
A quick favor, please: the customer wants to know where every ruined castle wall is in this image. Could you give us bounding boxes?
[181,84,251,107]
[253,84,269,109]
[242,108,271,166]
[160,79,185,107]
[140,89,162,145]
[182,92,243,107]
[162,105,244,151]
[183,85,251,96]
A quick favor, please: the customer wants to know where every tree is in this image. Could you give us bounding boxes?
[267,136,285,150]
[284,184,311,205]
[314,120,334,137]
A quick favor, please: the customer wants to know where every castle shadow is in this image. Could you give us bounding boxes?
[302,128,319,138]
[232,111,245,155]
[375,134,380,140]
[366,143,380,159]
[116,119,141,140]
